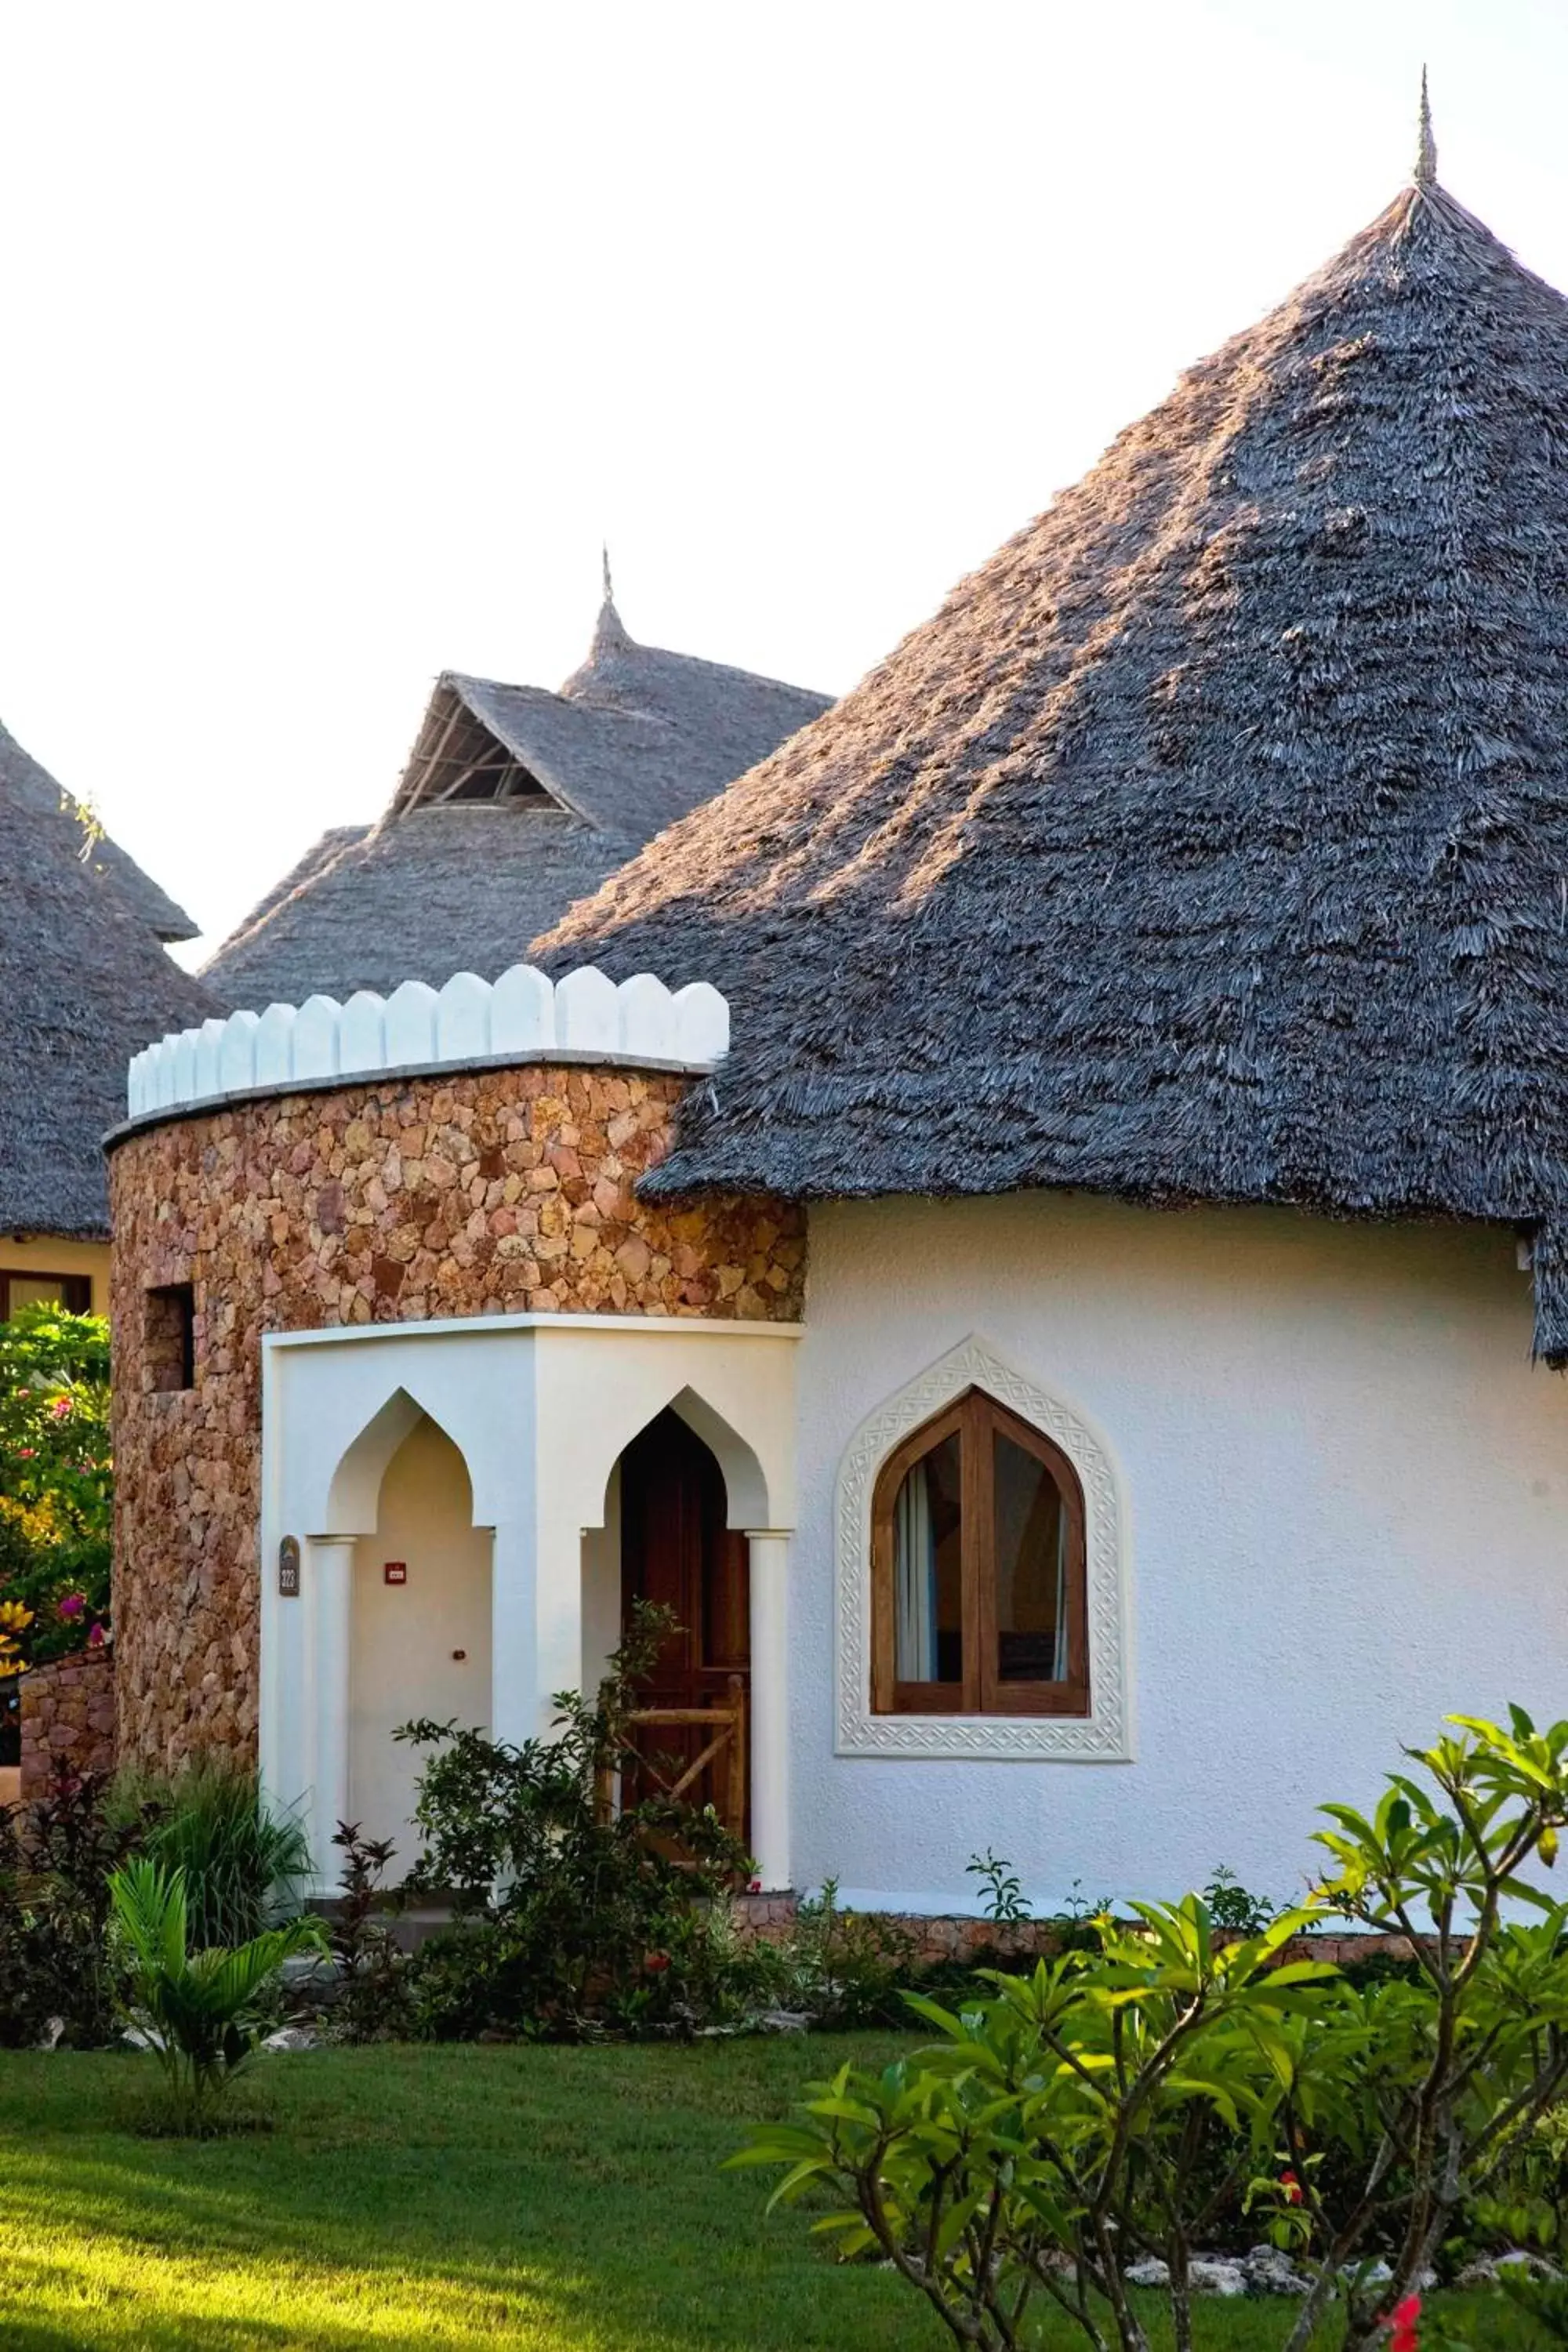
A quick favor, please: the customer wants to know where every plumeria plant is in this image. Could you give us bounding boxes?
[735,1708,1568,2352]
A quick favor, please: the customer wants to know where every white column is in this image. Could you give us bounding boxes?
[489,1519,537,1750]
[305,1535,354,1890]
[535,1493,585,1740]
[746,1530,793,1892]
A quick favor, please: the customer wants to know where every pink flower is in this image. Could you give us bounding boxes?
[49,1396,71,1421]
[87,1622,105,1649]
[15,1448,34,1460]
[1390,2293,1421,2352]
[56,1595,85,1621]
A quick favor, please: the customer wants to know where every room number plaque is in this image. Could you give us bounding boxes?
[278,1536,301,1598]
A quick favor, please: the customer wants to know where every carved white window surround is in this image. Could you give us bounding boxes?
[834,1335,1133,1762]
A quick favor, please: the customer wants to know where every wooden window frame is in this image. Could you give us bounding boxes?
[871,1385,1089,1719]
[0,1270,93,1320]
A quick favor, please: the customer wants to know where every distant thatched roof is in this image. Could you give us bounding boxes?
[537,169,1568,1362]
[202,597,829,1007]
[0,721,214,1236]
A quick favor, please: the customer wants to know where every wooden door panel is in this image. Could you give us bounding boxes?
[619,1408,749,1836]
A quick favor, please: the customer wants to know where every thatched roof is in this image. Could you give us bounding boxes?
[537,162,1568,1363]
[0,720,215,1236]
[201,596,829,1007]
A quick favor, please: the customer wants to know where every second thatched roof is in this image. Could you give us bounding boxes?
[537,167,1568,1361]
[201,597,829,1006]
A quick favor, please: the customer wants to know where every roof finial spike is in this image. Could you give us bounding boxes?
[1414,64,1437,187]
[601,543,615,609]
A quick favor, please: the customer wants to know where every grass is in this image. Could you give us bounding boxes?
[0,2040,1539,2350]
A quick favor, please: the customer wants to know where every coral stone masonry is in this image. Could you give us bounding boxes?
[108,1055,804,1774]
[20,1649,118,1796]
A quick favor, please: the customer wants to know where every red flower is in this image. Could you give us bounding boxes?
[644,1951,670,1974]
[1279,2169,1303,2206]
[49,1396,71,1421]
[1390,2292,1421,2352]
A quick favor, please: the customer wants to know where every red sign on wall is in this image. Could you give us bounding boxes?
[383,1561,407,1585]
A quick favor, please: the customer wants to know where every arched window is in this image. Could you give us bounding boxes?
[870,1387,1088,1718]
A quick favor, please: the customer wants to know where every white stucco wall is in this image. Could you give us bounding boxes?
[793,1193,1568,1916]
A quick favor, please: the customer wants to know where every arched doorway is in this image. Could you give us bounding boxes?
[349,1413,492,1857]
[618,1406,750,1835]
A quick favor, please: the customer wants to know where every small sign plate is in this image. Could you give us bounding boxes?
[383,1560,407,1585]
[278,1537,301,1599]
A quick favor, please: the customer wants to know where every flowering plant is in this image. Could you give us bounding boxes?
[0,1305,111,1667]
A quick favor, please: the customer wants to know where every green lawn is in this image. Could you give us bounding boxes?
[0,2041,1537,2350]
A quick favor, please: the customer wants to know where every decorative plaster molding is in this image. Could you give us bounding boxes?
[125,964,728,1124]
[834,1335,1134,1762]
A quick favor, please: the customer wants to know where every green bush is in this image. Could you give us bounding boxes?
[738,1706,1568,2352]
[398,1603,754,2040]
[0,1305,112,1669]
[111,1759,313,1949]
[0,1765,159,2048]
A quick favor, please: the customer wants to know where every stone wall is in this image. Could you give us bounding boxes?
[20,1649,117,1795]
[108,1063,804,1776]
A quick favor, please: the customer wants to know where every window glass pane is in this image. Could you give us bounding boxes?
[893,1433,963,1684]
[5,1274,70,1317]
[993,1432,1069,1682]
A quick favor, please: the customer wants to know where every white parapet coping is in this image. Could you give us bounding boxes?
[126,964,730,1123]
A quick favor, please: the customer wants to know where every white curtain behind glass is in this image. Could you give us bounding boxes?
[1051,1502,1069,1680]
[894,1461,938,1681]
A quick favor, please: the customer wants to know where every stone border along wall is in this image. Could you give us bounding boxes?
[20,1649,117,1795]
[727,1894,1429,1972]
[108,1062,805,1777]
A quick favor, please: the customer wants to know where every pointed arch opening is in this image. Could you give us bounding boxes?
[584,1401,751,1843]
[347,1406,493,1856]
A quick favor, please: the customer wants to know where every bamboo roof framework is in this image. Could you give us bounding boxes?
[202,593,830,1007]
[537,118,1568,1364]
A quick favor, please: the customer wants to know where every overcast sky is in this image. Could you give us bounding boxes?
[3,0,1567,967]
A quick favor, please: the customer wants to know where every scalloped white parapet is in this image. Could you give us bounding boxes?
[125,964,729,1123]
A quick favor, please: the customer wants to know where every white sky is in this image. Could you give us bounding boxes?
[2,0,1567,964]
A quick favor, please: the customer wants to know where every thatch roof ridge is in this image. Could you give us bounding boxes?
[0,720,215,1234]
[535,174,1568,1363]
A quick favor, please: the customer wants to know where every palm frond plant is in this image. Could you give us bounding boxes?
[107,1857,326,2133]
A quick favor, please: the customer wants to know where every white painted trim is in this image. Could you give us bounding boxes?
[123,960,729,1126]
[262,1311,803,1355]
[833,1334,1134,1762]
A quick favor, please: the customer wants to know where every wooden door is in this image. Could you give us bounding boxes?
[619,1407,750,1834]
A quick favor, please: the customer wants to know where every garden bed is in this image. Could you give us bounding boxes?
[0,2042,1539,2350]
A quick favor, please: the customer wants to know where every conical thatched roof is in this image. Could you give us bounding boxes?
[201,596,829,1007]
[536,169,1568,1361]
[0,721,214,1236]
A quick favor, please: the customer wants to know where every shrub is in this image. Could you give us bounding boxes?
[761,1878,920,2027]
[0,1764,158,2048]
[398,1603,753,2039]
[0,1305,111,1668]
[737,1706,1568,2352]
[108,1857,326,2133]
[111,1759,313,1947]
[327,1820,408,2042]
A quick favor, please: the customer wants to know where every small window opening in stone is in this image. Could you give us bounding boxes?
[144,1282,196,1392]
